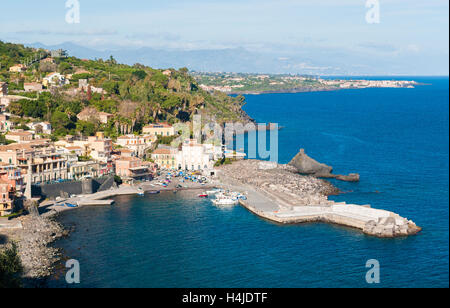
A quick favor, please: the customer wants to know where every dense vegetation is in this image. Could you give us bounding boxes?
[0,243,24,288]
[193,72,326,94]
[0,41,250,140]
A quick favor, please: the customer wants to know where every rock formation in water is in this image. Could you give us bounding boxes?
[289,149,360,182]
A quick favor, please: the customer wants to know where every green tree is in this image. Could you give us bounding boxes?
[51,111,75,136]
[76,120,96,136]
[0,243,24,288]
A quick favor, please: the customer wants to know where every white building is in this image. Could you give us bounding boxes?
[177,139,222,171]
[43,72,68,87]
[28,122,52,135]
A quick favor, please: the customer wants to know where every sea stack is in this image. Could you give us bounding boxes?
[289,148,360,182]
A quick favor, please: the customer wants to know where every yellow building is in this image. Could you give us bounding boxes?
[151,148,178,170]
[143,123,175,137]
[9,64,26,73]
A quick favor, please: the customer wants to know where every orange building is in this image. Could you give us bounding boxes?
[114,157,152,184]
[0,179,15,216]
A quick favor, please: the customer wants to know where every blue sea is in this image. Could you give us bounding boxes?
[50,77,449,288]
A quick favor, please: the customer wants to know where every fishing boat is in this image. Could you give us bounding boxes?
[211,198,238,206]
[206,189,223,196]
[65,203,78,208]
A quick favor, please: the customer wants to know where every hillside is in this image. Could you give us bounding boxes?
[0,41,251,139]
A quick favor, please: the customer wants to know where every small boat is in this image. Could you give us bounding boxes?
[137,187,144,195]
[211,198,238,206]
[148,190,160,194]
[198,193,208,198]
[65,203,78,208]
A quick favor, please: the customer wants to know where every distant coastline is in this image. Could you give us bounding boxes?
[193,72,422,95]
[227,83,427,95]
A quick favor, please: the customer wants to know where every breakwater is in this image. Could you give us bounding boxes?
[217,160,421,238]
[239,200,421,238]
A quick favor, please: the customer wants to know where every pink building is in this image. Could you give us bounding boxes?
[115,157,152,184]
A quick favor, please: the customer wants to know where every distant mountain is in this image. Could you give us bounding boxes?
[29,42,112,60]
[26,42,444,76]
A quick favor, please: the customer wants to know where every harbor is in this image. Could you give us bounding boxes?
[33,160,422,238]
[215,160,422,238]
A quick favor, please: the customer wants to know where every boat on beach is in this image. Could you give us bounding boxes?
[206,189,222,196]
[65,203,78,208]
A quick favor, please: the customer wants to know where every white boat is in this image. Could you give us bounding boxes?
[212,198,239,206]
[137,187,145,196]
[206,189,222,196]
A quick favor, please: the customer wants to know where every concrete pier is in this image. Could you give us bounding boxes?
[239,200,421,238]
[77,200,115,206]
[216,160,421,238]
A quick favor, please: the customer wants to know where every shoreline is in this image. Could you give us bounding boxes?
[215,160,422,238]
[0,179,214,285]
[1,160,421,285]
[225,83,427,95]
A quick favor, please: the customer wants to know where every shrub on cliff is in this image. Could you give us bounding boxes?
[0,243,24,288]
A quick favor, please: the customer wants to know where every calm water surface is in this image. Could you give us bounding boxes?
[51,77,449,287]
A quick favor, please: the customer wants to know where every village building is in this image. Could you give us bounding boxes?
[77,107,113,124]
[115,157,152,184]
[87,136,113,161]
[50,49,67,58]
[0,162,23,194]
[0,142,68,184]
[28,122,52,135]
[9,64,26,73]
[151,148,179,170]
[142,123,175,137]
[0,114,12,133]
[116,134,154,157]
[0,179,15,216]
[5,131,34,143]
[178,139,214,171]
[43,72,68,87]
[40,57,54,63]
[119,148,134,158]
[68,160,99,180]
[62,146,84,157]
[24,82,43,92]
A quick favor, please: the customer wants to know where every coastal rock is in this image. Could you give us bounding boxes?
[1,214,65,283]
[289,149,333,175]
[363,216,421,237]
[335,173,360,182]
[289,149,360,182]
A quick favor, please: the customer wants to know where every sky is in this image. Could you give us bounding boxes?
[1,0,448,75]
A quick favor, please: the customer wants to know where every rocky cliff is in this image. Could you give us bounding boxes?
[289,149,360,182]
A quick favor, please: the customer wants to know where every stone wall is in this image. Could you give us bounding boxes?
[32,176,115,199]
